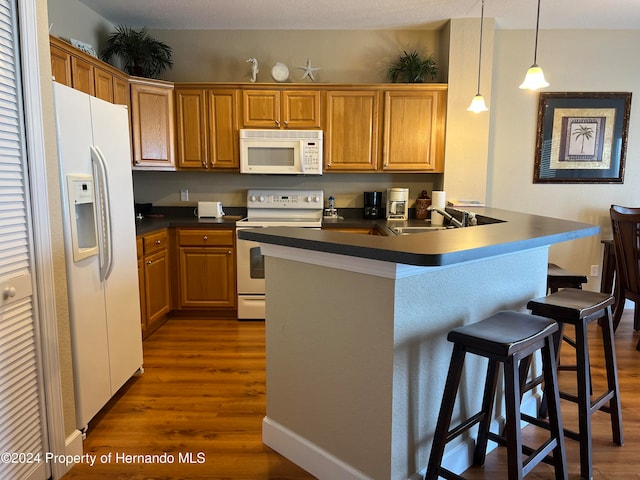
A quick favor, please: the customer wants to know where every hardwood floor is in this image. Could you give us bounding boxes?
[61,318,316,480]
[62,311,640,480]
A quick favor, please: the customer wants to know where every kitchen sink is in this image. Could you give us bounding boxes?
[386,225,451,235]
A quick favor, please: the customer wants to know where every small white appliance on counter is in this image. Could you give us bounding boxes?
[197,201,225,218]
[386,188,409,220]
[236,189,324,319]
[53,82,143,430]
[239,129,323,175]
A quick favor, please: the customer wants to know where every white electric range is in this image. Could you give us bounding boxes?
[235,189,324,319]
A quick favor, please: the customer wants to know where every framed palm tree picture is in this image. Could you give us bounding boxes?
[534,92,631,183]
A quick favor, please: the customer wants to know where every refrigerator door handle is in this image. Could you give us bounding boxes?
[90,145,114,281]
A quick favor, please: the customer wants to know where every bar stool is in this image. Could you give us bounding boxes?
[547,263,588,294]
[426,311,567,480]
[526,288,623,480]
[532,264,589,418]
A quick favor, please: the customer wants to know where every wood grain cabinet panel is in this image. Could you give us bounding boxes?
[382,89,446,172]
[71,56,94,95]
[242,89,320,129]
[177,228,236,309]
[324,90,380,171]
[175,87,239,170]
[50,44,72,87]
[130,79,175,169]
[138,229,171,338]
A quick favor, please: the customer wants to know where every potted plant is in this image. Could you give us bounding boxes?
[387,50,438,83]
[100,25,173,79]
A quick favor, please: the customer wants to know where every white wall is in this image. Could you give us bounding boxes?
[489,29,640,289]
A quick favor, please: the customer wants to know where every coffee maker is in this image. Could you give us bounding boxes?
[386,188,409,220]
[363,191,382,219]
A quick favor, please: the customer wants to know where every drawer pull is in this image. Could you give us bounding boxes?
[155,240,161,245]
[146,260,152,265]
[203,235,208,241]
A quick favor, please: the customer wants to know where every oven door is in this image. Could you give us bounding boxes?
[236,227,266,319]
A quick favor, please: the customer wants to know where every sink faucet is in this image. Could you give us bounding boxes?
[427,206,465,228]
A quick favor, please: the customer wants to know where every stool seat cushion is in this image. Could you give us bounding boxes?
[527,288,614,321]
[447,311,558,357]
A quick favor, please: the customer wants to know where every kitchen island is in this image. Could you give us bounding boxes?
[239,207,598,480]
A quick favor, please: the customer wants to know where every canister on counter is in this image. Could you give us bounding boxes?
[415,190,431,219]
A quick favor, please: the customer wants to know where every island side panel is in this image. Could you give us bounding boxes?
[391,247,549,479]
[261,247,549,480]
[263,257,396,479]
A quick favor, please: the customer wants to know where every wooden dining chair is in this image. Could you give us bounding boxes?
[610,205,640,349]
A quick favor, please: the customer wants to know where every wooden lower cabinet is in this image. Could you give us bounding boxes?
[177,228,236,309]
[138,229,171,338]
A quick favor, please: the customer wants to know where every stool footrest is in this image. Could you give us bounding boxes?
[559,390,615,414]
[522,438,561,476]
[486,429,559,474]
[434,467,466,480]
[446,411,488,444]
[522,413,582,443]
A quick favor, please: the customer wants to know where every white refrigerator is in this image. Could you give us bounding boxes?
[53,82,143,430]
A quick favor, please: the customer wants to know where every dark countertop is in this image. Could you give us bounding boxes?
[238,207,600,267]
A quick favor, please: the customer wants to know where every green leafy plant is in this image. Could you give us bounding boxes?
[100,25,173,79]
[387,50,438,83]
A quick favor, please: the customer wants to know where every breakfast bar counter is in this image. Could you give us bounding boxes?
[239,208,598,480]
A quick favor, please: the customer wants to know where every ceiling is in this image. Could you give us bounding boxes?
[78,0,640,31]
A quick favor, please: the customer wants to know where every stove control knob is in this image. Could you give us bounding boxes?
[249,195,256,202]
[259,195,265,202]
[312,195,320,203]
[305,195,312,203]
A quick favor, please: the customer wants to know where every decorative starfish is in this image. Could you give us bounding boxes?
[297,58,320,82]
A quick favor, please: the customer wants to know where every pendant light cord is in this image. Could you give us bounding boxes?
[533,0,541,65]
[476,0,485,94]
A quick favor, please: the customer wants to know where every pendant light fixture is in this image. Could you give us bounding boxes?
[467,0,488,113]
[519,0,549,90]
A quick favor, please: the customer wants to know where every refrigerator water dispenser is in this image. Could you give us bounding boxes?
[66,174,98,262]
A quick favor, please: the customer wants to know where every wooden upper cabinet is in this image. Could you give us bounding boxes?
[50,43,72,87]
[381,89,447,172]
[113,76,130,109]
[50,36,130,108]
[94,67,114,103]
[282,90,321,128]
[71,56,94,95]
[175,88,208,169]
[324,90,380,171]
[174,87,239,170]
[207,89,239,169]
[242,89,320,129]
[130,79,176,170]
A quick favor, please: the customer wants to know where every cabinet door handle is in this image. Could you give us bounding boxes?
[227,250,232,255]
[155,240,161,245]
[284,120,289,127]
[275,120,280,127]
[146,260,152,265]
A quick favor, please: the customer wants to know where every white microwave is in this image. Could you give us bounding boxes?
[239,129,323,175]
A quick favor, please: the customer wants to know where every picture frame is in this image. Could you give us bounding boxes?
[534,92,631,183]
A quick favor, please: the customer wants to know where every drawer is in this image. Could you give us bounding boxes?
[143,229,168,254]
[178,228,234,247]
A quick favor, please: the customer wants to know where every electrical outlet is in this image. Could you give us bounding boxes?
[180,188,189,202]
[590,264,599,277]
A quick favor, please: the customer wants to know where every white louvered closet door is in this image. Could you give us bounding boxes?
[0,0,49,479]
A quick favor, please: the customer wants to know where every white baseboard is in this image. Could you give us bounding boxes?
[262,416,372,480]
[59,429,84,476]
[263,395,539,480]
